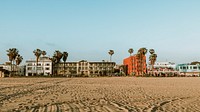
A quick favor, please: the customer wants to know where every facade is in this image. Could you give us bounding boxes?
[148,62,179,76]
[54,60,116,77]
[123,55,147,76]
[26,57,52,76]
[177,63,200,76]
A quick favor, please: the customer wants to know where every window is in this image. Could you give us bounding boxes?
[27,63,32,66]
[27,67,32,70]
[45,67,50,70]
[46,63,50,66]
[193,66,197,69]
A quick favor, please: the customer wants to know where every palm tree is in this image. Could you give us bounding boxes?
[128,48,134,75]
[53,50,63,76]
[7,48,19,77]
[108,50,114,62]
[137,48,148,76]
[128,48,134,56]
[62,52,68,76]
[49,56,57,77]
[41,51,46,75]
[149,49,157,75]
[16,54,23,76]
[33,49,42,76]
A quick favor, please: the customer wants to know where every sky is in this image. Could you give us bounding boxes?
[0,0,200,64]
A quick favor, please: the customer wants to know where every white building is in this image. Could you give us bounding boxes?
[26,57,52,76]
[153,62,176,69]
[177,63,200,76]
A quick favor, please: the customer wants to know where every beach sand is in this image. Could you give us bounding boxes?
[0,77,200,112]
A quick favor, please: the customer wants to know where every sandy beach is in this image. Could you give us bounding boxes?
[1,77,200,112]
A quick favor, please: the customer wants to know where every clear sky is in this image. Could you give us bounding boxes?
[0,0,200,64]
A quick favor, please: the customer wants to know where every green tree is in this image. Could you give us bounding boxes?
[7,48,19,77]
[53,50,63,76]
[41,50,46,75]
[108,50,114,62]
[16,54,23,76]
[33,49,42,76]
[62,52,68,76]
[128,48,134,75]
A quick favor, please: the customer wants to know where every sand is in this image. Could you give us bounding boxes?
[0,77,200,112]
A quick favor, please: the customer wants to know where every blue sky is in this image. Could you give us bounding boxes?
[0,0,200,64]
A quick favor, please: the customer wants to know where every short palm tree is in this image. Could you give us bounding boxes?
[33,49,42,76]
[62,52,68,76]
[7,48,19,77]
[108,50,114,62]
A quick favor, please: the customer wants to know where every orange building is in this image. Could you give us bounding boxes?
[123,55,147,76]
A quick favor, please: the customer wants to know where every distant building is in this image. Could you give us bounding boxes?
[123,55,147,76]
[54,60,116,77]
[177,62,200,76]
[0,67,9,77]
[25,57,52,76]
[148,62,179,77]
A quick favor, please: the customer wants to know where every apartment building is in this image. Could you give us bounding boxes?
[148,61,179,76]
[54,60,116,77]
[26,57,52,76]
[123,55,147,76]
[177,62,200,76]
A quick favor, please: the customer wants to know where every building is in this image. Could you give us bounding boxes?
[0,67,9,77]
[54,60,116,77]
[26,57,52,76]
[123,55,147,76]
[177,62,200,76]
[148,62,179,76]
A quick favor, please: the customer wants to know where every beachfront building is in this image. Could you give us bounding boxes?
[123,55,147,76]
[25,57,52,76]
[148,61,179,76]
[54,60,116,77]
[177,62,200,76]
[0,62,18,77]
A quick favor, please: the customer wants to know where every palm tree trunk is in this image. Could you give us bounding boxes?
[64,61,65,77]
[9,60,12,77]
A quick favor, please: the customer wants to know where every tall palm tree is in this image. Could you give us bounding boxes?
[149,49,157,72]
[62,52,68,76]
[128,48,134,75]
[137,48,148,76]
[108,50,114,62]
[49,55,57,76]
[33,49,42,76]
[7,48,19,77]
[16,54,23,76]
[41,51,46,75]
[53,50,63,76]
[128,48,134,56]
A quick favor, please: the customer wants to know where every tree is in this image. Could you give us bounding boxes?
[62,52,68,76]
[7,48,19,77]
[108,50,114,62]
[41,51,46,75]
[53,50,63,76]
[128,48,134,75]
[128,48,134,56]
[33,49,42,76]
[49,56,57,77]
[136,48,148,76]
[16,54,23,76]
[149,49,157,74]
